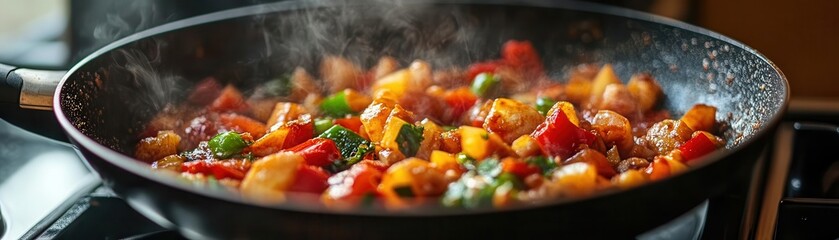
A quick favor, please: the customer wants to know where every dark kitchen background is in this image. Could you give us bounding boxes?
[0,0,836,239]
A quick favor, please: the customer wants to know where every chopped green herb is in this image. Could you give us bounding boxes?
[477,157,502,178]
[494,172,525,190]
[243,152,256,162]
[525,155,557,175]
[442,177,468,207]
[456,152,477,170]
[442,171,523,209]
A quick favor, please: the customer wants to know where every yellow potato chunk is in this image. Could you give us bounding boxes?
[373,56,400,80]
[611,169,647,189]
[267,102,307,130]
[289,67,320,101]
[343,89,373,113]
[240,151,304,204]
[408,60,433,92]
[550,162,599,197]
[591,110,634,154]
[372,60,432,99]
[373,69,411,97]
[151,155,185,171]
[429,150,463,182]
[380,115,411,158]
[598,83,639,118]
[483,98,545,144]
[360,99,395,143]
[379,158,447,209]
[459,126,492,160]
[627,73,663,112]
[512,135,541,158]
[565,76,593,105]
[135,131,181,163]
[589,64,621,104]
[459,126,516,160]
[681,104,717,132]
[416,119,443,160]
[321,56,362,93]
[644,119,694,155]
[249,127,289,157]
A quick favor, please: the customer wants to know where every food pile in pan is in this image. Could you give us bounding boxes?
[135,40,723,209]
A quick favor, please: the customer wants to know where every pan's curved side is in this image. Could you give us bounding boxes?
[72,128,772,239]
[55,1,788,239]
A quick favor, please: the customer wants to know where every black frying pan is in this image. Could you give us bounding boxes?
[0,0,788,238]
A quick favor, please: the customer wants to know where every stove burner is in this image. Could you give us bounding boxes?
[756,122,839,239]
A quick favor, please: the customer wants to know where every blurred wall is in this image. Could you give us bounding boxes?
[697,1,839,100]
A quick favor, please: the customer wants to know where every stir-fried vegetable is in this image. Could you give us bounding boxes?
[318,125,373,171]
[135,39,725,210]
[534,97,555,116]
[208,132,249,159]
[531,108,596,159]
[470,72,500,97]
[313,117,334,135]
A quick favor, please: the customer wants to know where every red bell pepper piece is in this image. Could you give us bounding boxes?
[531,109,596,159]
[281,117,314,149]
[679,133,717,162]
[287,138,343,168]
[502,40,544,79]
[219,113,268,139]
[334,116,363,134]
[465,60,504,83]
[443,87,478,123]
[210,85,249,113]
[182,159,251,180]
[288,165,330,193]
[325,160,387,200]
[500,158,541,179]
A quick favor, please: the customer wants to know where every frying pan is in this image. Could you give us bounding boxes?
[0,0,788,238]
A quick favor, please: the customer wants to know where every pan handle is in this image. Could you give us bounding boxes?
[1,63,22,105]
[0,63,67,111]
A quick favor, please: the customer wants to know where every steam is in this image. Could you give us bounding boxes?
[252,0,490,74]
[93,1,535,117]
[87,1,191,115]
[91,1,173,43]
[109,39,185,112]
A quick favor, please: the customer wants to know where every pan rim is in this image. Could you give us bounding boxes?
[52,0,790,217]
